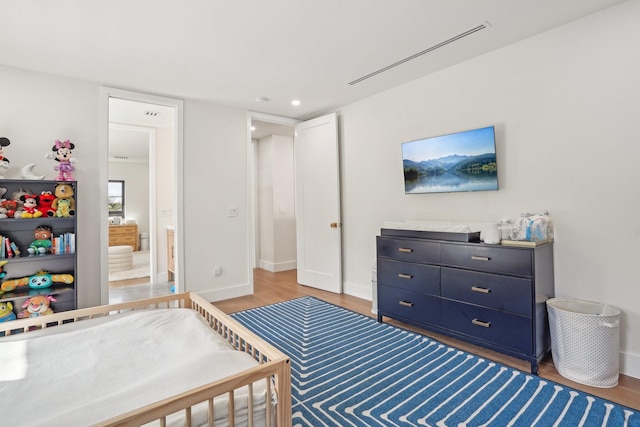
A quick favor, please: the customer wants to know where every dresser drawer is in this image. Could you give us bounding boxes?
[109,225,137,235]
[109,235,136,245]
[377,258,440,296]
[441,267,532,316]
[441,244,532,276]
[378,285,440,326]
[377,237,440,264]
[442,300,532,354]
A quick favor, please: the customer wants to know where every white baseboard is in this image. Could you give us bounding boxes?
[344,281,378,315]
[197,283,253,302]
[344,281,373,301]
[259,259,296,272]
[621,351,640,380]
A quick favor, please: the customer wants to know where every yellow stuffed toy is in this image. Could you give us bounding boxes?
[50,183,75,217]
[0,271,74,293]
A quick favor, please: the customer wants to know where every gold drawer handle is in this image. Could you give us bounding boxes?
[399,301,414,307]
[471,256,490,261]
[472,319,491,328]
[398,273,413,279]
[398,247,413,253]
[471,286,491,294]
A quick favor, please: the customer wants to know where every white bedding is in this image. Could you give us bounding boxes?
[0,309,271,426]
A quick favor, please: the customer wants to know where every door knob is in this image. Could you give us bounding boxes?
[330,222,342,228]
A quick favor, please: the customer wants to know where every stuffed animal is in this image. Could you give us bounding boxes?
[0,199,20,218]
[50,183,75,217]
[0,260,7,280]
[0,187,6,219]
[46,139,76,181]
[18,194,44,218]
[0,301,16,323]
[55,198,72,217]
[0,300,17,335]
[18,295,56,318]
[1,271,74,292]
[0,137,10,178]
[27,225,53,255]
[36,190,56,217]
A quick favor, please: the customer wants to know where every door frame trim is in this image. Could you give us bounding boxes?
[100,87,184,304]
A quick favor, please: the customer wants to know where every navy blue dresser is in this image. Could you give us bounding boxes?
[376,228,554,374]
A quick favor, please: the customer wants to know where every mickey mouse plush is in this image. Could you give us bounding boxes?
[0,137,10,177]
[19,194,44,218]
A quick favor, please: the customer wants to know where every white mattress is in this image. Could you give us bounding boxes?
[0,309,272,426]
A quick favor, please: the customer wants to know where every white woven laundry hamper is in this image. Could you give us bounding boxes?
[546,298,620,388]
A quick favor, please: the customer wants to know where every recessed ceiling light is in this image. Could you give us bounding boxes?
[291,99,301,106]
[251,126,256,131]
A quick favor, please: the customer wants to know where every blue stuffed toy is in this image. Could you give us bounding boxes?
[0,301,17,322]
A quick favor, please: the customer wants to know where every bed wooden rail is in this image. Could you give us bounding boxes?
[0,292,292,427]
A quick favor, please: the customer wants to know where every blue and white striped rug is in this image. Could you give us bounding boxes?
[231,296,639,426]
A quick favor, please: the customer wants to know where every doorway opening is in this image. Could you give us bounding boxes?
[101,88,184,304]
[251,117,297,275]
[248,112,343,295]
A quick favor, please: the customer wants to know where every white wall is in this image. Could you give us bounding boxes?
[257,134,296,272]
[182,99,251,300]
[0,66,252,308]
[339,1,640,377]
[108,160,149,237]
[154,126,174,277]
[0,66,101,308]
[258,136,275,266]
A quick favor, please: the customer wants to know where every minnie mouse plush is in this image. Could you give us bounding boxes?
[46,139,76,181]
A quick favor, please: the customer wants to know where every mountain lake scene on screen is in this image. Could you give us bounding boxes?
[402,126,498,194]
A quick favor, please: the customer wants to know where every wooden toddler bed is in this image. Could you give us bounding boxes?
[0,292,292,427]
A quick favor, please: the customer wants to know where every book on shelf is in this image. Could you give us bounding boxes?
[0,235,20,258]
[52,232,76,254]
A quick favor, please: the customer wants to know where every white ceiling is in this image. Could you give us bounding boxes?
[0,1,625,122]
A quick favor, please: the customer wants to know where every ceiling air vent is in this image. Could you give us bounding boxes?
[145,111,159,117]
[114,155,129,160]
[348,22,490,85]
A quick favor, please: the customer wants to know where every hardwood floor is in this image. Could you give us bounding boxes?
[213,268,640,411]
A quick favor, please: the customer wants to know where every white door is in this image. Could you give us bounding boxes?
[294,113,342,293]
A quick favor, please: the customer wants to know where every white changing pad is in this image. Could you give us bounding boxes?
[0,309,270,426]
[383,219,483,233]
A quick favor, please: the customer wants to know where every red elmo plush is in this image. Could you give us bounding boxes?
[37,191,56,217]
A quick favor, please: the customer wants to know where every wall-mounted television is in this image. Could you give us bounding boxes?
[402,125,498,194]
